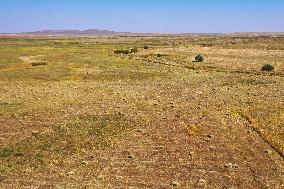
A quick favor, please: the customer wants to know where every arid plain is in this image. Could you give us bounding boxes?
[0,35,283,188]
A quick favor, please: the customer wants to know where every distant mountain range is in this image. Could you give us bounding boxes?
[12,29,176,36]
[22,29,118,35]
[1,29,283,37]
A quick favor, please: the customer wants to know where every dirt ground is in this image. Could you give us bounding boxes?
[0,35,283,188]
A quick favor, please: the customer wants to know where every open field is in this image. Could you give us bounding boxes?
[0,35,283,188]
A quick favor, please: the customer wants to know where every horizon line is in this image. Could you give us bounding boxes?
[1,28,284,35]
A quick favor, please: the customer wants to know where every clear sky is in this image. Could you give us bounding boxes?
[0,0,283,33]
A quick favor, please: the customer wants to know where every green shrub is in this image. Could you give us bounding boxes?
[144,45,149,49]
[261,64,274,72]
[114,50,130,54]
[195,55,204,62]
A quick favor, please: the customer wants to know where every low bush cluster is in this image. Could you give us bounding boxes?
[114,50,130,54]
[261,64,275,72]
[31,62,48,66]
[114,48,139,55]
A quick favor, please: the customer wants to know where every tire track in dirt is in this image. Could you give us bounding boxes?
[131,56,284,78]
[237,112,284,159]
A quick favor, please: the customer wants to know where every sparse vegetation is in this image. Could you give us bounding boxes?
[144,45,149,49]
[195,54,204,62]
[0,35,283,188]
[261,64,275,72]
[130,47,138,53]
[0,114,130,172]
[114,49,130,54]
[31,62,48,66]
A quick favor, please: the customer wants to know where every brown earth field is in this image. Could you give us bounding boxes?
[0,35,283,188]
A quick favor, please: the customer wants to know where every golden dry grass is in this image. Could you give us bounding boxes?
[0,35,283,188]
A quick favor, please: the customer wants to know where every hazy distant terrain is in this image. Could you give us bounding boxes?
[1,29,284,37]
[23,29,117,35]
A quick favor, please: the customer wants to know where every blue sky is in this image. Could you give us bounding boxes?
[0,0,283,33]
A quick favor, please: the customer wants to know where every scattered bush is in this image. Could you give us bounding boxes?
[144,45,149,49]
[195,55,204,62]
[114,50,130,54]
[130,48,138,53]
[31,62,48,66]
[157,54,162,58]
[261,64,274,72]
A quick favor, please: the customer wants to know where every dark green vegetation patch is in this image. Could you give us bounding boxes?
[195,54,204,62]
[262,64,275,72]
